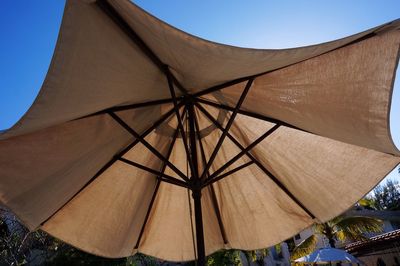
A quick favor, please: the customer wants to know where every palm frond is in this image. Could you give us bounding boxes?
[259,248,269,258]
[335,216,383,241]
[244,248,269,263]
[358,198,376,209]
[313,223,326,235]
[336,228,369,242]
[290,234,318,260]
[330,216,344,226]
[244,250,257,263]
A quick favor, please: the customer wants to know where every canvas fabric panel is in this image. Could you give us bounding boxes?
[0,106,161,229]
[42,131,171,257]
[210,30,400,155]
[108,0,399,91]
[0,0,169,140]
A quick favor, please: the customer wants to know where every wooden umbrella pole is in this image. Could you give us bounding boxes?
[187,101,206,266]
[193,187,206,266]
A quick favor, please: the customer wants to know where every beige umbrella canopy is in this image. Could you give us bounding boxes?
[0,0,400,264]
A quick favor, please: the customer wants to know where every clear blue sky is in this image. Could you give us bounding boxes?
[0,0,399,184]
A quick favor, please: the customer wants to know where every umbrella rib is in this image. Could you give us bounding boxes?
[96,0,187,95]
[199,78,254,181]
[108,111,190,182]
[73,98,182,122]
[118,158,187,188]
[193,108,228,245]
[40,106,178,226]
[204,124,280,184]
[197,97,309,133]
[134,127,180,249]
[203,161,254,187]
[108,98,181,112]
[193,76,254,98]
[166,69,196,178]
[195,102,316,219]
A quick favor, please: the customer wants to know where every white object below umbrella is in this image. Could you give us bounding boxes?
[294,248,362,265]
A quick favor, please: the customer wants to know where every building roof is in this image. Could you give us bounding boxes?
[345,229,400,253]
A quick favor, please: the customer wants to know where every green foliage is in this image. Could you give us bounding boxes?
[244,249,257,263]
[358,198,376,210]
[274,243,281,255]
[285,238,296,253]
[0,207,158,266]
[126,253,159,266]
[243,248,269,266]
[1,207,279,265]
[333,216,383,242]
[318,216,383,246]
[372,179,400,211]
[260,248,269,259]
[290,234,318,260]
[0,207,52,265]
[291,215,383,261]
[206,249,242,266]
[48,248,126,266]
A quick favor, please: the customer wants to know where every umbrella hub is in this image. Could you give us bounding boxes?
[155,92,229,139]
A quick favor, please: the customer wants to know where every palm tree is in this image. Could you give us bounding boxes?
[291,215,383,260]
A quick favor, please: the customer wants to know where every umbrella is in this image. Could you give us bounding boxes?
[294,248,362,265]
[0,0,399,265]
